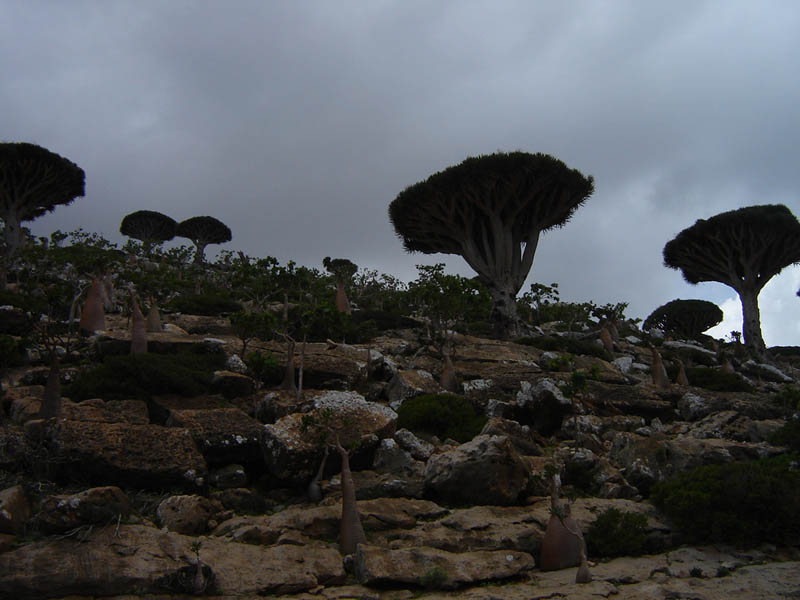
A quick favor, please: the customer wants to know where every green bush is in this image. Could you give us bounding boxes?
[585,508,649,558]
[397,394,487,443]
[245,350,283,386]
[774,386,800,411]
[164,293,242,316]
[0,334,27,368]
[769,418,800,453]
[351,309,417,332]
[650,454,800,546]
[515,336,607,359]
[685,367,753,392]
[67,347,227,401]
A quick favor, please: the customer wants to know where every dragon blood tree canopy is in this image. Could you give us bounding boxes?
[389,151,594,339]
[663,204,800,356]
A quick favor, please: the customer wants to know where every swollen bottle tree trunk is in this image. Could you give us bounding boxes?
[335,438,366,555]
[486,280,520,339]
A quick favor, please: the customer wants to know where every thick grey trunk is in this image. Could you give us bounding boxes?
[739,286,767,358]
[487,281,519,339]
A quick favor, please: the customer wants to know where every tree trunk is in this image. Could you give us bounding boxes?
[130,292,148,354]
[487,280,519,340]
[280,338,297,391]
[335,282,351,314]
[38,352,61,420]
[739,286,767,358]
[335,439,366,555]
[79,278,106,334]
[193,242,208,264]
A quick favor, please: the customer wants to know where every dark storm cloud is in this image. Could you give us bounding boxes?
[3,1,799,342]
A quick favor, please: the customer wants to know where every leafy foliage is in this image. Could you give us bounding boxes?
[650,455,800,546]
[396,394,487,443]
[585,508,650,558]
[768,417,800,453]
[164,292,242,316]
[67,348,227,401]
[644,299,723,338]
[685,367,753,392]
[119,210,177,253]
[244,350,283,386]
[0,333,27,368]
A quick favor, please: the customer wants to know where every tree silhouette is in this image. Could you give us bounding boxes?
[176,216,232,264]
[120,210,176,255]
[323,257,357,314]
[389,151,593,338]
[643,299,723,339]
[0,143,85,282]
[663,204,800,356]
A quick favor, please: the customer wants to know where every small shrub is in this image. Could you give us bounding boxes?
[774,386,800,411]
[0,334,27,368]
[585,508,649,558]
[561,370,587,397]
[689,567,704,578]
[67,348,227,401]
[164,292,242,316]
[351,309,417,332]
[245,350,283,386]
[685,367,753,393]
[396,394,487,443]
[420,566,448,589]
[768,417,800,453]
[650,454,800,546]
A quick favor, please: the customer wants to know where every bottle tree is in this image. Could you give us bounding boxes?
[389,151,594,339]
[0,143,85,286]
[663,204,800,357]
[176,215,232,264]
[119,210,177,256]
[323,257,357,314]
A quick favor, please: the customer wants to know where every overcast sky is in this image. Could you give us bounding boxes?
[3,1,799,345]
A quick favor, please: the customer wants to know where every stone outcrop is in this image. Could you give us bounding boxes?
[37,486,130,533]
[424,435,531,505]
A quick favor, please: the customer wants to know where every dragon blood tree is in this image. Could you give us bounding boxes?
[643,299,723,340]
[120,210,177,256]
[0,143,85,286]
[389,151,594,339]
[176,215,232,264]
[664,204,800,357]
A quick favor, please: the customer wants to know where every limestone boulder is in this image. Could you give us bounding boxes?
[157,494,225,534]
[211,369,256,399]
[386,369,440,410]
[609,432,785,493]
[424,435,531,505]
[166,407,263,467]
[209,463,248,489]
[38,486,130,533]
[261,391,396,484]
[354,544,535,589]
[59,398,149,424]
[0,523,345,598]
[480,417,542,455]
[515,379,573,435]
[46,420,207,490]
[0,485,30,534]
[394,428,434,461]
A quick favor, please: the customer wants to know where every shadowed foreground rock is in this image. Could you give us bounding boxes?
[0,523,345,598]
[354,544,535,588]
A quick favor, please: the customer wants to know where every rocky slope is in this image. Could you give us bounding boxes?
[1,312,798,599]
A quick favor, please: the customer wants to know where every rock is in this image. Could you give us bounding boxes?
[346,468,426,500]
[516,379,573,435]
[0,523,345,597]
[613,356,634,373]
[225,354,248,374]
[0,485,30,534]
[678,392,712,421]
[157,494,225,534]
[480,417,541,455]
[261,391,396,484]
[372,438,416,473]
[38,486,130,533]
[166,407,262,467]
[210,487,271,515]
[424,435,531,505]
[209,464,248,489]
[354,544,535,589]
[211,369,256,398]
[46,420,207,490]
[394,428,434,461]
[742,360,794,383]
[254,390,308,424]
[386,369,440,410]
